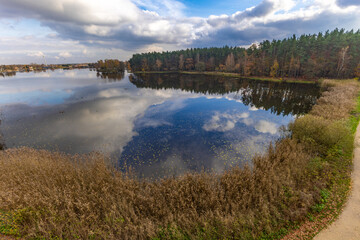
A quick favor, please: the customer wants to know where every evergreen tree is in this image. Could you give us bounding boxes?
[129,29,360,79]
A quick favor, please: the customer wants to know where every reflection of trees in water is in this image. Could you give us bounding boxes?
[0,72,16,78]
[96,71,125,82]
[130,73,321,116]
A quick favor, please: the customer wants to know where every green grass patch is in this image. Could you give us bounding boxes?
[0,209,22,237]
[349,95,360,134]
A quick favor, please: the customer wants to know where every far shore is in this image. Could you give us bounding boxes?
[133,70,318,84]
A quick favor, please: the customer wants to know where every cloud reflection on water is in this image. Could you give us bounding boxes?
[0,69,319,178]
[203,111,250,132]
[2,86,206,154]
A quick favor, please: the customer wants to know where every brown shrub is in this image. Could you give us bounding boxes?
[289,115,350,155]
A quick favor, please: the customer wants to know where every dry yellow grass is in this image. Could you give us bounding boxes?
[0,142,313,239]
[311,80,359,120]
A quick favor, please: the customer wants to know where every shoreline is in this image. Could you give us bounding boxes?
[282,81,360,239]
[313,96,360,239]
[133,70,318,84]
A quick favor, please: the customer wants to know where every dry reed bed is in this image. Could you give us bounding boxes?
[311,80,359,120]
[0,80,359,239]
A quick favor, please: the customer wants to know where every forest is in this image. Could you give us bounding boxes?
[129,29,360,79]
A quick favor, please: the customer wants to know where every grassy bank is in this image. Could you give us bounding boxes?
[133,71,317,84]
[0,80,359,239]
[282,80,360,239]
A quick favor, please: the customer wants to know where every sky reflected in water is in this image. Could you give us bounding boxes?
[0,69,320,178]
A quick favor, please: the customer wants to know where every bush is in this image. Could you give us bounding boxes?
[289,115,350,155]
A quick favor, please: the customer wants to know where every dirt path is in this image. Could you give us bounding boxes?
[314,124,360,240]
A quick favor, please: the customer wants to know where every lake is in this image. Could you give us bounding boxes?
[0,69,320,178]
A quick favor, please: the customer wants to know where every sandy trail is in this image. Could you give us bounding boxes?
[314,123,360,240]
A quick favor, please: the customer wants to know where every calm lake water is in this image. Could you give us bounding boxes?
[0,69,320,178]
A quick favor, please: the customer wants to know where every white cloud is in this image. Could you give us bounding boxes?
[59,51,72,58]
[243,118,254,126]
[64,71,76,78]
[27,51,44,57]
[254,120,278,134]
[249,106,260,111]
[203,112,249,132]
[0,0,359,63]
[1,76,203,154]
[203,110,280,135]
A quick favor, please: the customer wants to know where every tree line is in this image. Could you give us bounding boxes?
[92,59,125,73]
[129,29,360,79]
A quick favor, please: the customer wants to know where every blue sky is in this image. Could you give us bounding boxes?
[181,0,263,17]
[0,0,360,64]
